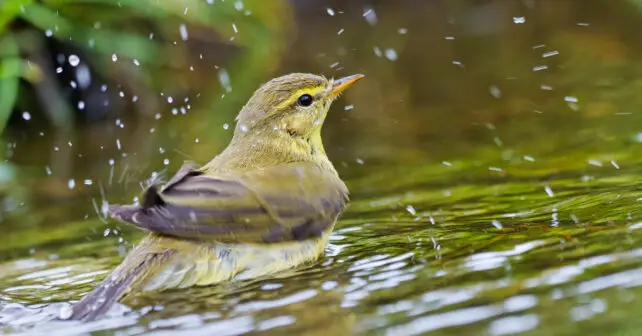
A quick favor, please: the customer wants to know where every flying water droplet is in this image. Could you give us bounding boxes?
[22,111,31,121]
[218,69,232,92]
[384,48,398,61]
[405,205,416,216]
[362,6,378,25]
[179,24,189,41]
[491,220,503,229]
[68,54,80,67]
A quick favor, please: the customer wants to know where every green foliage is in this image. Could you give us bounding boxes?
[0,0,291,133]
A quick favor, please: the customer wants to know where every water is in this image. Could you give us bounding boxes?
[3,0,642,334]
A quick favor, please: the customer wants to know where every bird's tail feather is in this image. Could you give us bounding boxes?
[67,251,168,321]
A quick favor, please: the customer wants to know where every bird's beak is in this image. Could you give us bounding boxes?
[329,74,364,98]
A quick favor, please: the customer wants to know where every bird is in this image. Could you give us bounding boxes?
[66,72,364,321]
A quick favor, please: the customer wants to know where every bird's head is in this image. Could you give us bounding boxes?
[234,73,364,143]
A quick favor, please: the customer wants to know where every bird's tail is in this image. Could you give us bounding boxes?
[67,257,150,321]
[67,239,174,321]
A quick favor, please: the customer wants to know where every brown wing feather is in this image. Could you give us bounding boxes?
[108,162,348,243]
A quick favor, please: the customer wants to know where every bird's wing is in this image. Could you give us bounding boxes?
[109,161,348,243]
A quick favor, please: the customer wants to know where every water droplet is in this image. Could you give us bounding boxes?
[112,54,118,62]
[489,85,502,98]
[513,16,526,24]
[491,220,503,229]
[56,67,63,74]
[544,186,554,197]
[327,7,335,16]
[218,69,232,92]
[398,28,408,34]
[344,105,354,110]
[384,48,398,61]
[84,179,93,185]
[133,59,140,66]
[206,0,214,4]
[542,50,559,58]
[167,96,174,104]
[337,28,344,35]
[76,64,91,89]
[68,54,80,67]
[405,205,416,216]
[179,24,189,41]
[232,23,238,33]
[588,160,602,167]
[373,46,382,57]
[356,158,364,165]
[68,179,76,189]
[78,101,85,110]
[22,111,31,121]
[163,158,170,165]
[223,123,229,130]
[45,30,53,37]
[363,6,378,25]
[234,1,244,11]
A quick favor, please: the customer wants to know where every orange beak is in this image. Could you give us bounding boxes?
[329,74,364,97]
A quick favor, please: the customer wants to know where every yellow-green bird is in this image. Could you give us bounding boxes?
[67,72,364,321]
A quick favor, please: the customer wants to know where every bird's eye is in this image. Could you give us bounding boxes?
[297,94,313,107]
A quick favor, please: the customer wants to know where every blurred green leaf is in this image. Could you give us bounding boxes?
[0,0,33,34]
[20,2,162,63]
[0,34,20,134]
